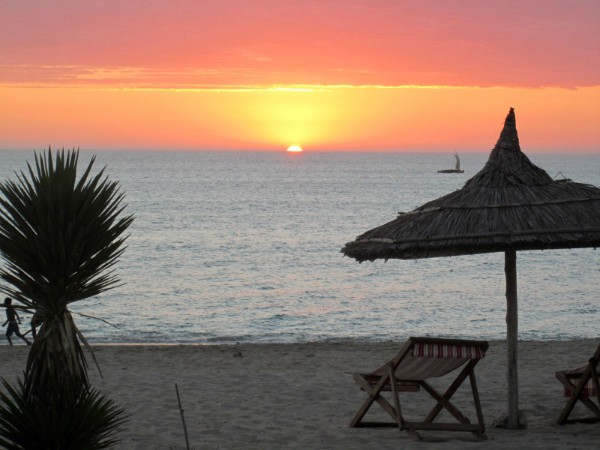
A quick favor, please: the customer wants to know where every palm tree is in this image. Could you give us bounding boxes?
[0,148,133,447]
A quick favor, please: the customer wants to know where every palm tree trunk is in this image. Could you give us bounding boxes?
[24,310,88,401]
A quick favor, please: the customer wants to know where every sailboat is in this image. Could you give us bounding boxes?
[438,152,464,173]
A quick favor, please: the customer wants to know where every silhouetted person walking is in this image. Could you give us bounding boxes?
[2,297,30,345]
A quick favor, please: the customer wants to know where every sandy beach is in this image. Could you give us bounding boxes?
[0,339,598,449]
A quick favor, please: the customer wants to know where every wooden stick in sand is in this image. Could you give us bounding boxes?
[175,383,190,450]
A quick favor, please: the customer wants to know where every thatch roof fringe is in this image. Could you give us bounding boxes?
[354,227,600,246]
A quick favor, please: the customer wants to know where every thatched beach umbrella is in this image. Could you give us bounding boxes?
[342,108,600,429]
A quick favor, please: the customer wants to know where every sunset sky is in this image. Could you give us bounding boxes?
[1,1,599,152]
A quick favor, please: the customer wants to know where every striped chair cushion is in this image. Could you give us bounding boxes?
[371,341,487,381]
[412,343,486,360]
[382,343,486,380]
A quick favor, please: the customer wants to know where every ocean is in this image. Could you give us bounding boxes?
[1,150,599,343]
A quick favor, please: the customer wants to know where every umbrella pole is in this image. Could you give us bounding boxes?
[505,250,520,428]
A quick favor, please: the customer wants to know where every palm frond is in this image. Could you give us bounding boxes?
[0,378,127,450]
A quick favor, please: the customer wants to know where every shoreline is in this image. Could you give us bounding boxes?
[3,336,599,347]
[1,339,598,449]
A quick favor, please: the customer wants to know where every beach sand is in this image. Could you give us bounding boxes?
[0,339,599,449]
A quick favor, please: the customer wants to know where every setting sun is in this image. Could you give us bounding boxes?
[287,145,303,153]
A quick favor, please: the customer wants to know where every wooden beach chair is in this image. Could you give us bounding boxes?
[555,343,600,425]
[350,337,488,439]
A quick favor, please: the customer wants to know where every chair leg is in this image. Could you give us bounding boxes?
[556,369,600,424]
[422,361,476,425]
[349,374,385,427]
[556,371,578,425]
[421,381,471,426]
[350,373,399,427]
[470,370,486,434]
[388,363,405,430]
[591,364,600,418]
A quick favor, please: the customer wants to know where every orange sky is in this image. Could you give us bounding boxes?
[1,1,599,152]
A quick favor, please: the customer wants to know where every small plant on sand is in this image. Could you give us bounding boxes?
[0,149,133,449]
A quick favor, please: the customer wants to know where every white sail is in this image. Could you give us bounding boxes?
[454,153,461,171]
